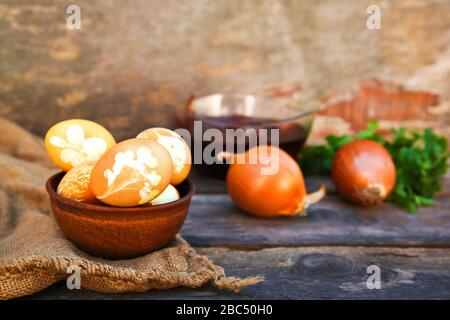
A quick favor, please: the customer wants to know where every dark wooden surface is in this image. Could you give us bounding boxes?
[183,195,450,248]
[26,169,450,300]
[27,247,450,300]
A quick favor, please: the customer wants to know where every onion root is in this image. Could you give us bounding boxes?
[296,185,326,216]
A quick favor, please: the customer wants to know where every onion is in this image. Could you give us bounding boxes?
[226,145,325,218]
[332,139,396,206]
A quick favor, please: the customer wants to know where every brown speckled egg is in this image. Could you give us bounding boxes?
[57,161,97,202]
[90,138,173,207]
[137,128,191,185]
[45,119,116,172]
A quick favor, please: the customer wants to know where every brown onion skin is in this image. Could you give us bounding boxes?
[227,146,307,218]
[332,139,396,206]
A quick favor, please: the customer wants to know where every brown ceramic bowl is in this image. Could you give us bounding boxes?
[46,172,195,259]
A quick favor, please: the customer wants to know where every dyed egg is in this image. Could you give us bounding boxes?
[57,161,97,202]
[45,119,116,172]
[149,185,180,206]
[137,128,191,185]
[90,138,173,207]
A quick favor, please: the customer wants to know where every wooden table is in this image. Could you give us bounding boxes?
[27,170,450,299]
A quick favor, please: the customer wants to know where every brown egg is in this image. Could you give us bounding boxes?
[45,119,116,172]
[57,161,97,202]
[137,128,191,186]
[90,138,173,207]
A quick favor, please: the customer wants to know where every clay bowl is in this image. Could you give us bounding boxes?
[46,172,195,259]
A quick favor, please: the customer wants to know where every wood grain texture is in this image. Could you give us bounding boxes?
[181,180,450,248]
[24,247,450,299]
[186,173,450,248]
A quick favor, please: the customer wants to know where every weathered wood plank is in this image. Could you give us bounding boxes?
[25,247,450,299]
[181,192,450,248]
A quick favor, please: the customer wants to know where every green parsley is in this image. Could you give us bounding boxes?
[299,121,449,213]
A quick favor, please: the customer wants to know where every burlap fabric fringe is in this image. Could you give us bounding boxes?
[0,118,262,300]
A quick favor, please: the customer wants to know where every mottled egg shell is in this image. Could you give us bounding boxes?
[149,184,180,206]
[90,138,173,207]
[57,161,97,202]
[137,128,191,185]
[45,119,116,172]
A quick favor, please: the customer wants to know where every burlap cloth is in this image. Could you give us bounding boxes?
[0,118,262,300]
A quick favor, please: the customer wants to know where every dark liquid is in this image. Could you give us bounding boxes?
[182,114,310,180]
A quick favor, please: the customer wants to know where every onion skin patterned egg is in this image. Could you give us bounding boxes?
[137,128,191,186]
[57,161,97,202]
[90,138,173,207]
[149,184,180,206]
[45,119,116,172]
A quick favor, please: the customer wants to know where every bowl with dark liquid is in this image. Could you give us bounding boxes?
[179,93,319,179]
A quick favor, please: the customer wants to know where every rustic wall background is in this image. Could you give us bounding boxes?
[0,0,449,140]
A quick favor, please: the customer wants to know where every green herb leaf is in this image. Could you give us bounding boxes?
[299,122,449,213]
